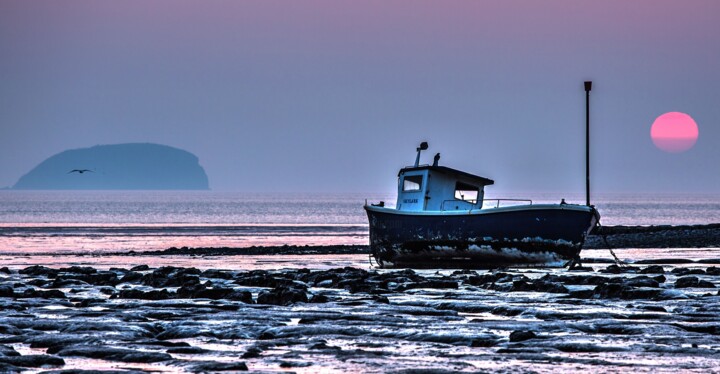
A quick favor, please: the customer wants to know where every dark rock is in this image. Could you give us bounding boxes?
[18,288,66,299]
[554,343,629,353]
[0,363,20,372]
[624,276,660,288]
[675,276,699,288]
[50,278,89,288]
[241,347,263,358]
[509,330,536,342]
[706,267,720,276]
[77,299,104,308]
[257,286,308,306]
[98,287,116,296]
[119,271,143,283]
[136,340,191,348]
[600,265,637,274]
[28,335,98,351]
[470,338,499,347]
[640,265,665,274]
[118,289,175,300]
[672,268,705,276]
[59,266,96,275]
[166,346,209,354]
[464,273,502,286]
[0,345,20,356]
[593,283,661,300]
[509,280,568,293]
[177,283,231,300]
[279,361,312,368]
[202,269,234,280]
[640,305,667,312]
[397,280,458,291]
[567,289,594,299]
[27,279,51,287]
[83,272,120,286]
[142,267,200,288]
[56,345,172,363]
[697,280,716,288]
[0,267,10,274]
[130,265,150,272]
[235,270,294,288]
[189,361,248,372]
[0,354,64,367]
[20,265,58,277]
[0,324,22,335]
[0,285,13,298]
[227,290,253,303]
[309,294,330,303]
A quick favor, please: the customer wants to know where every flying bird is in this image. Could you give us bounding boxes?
[67,169,93,174]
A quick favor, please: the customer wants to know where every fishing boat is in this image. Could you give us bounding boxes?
[364,142,600,268]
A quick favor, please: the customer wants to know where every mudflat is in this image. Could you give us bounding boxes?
[1,262,719,373]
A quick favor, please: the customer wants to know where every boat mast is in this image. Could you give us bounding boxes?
[584,81,592,206]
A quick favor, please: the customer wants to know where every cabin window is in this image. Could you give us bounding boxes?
[402,175,423,191]
[454,182,479,203]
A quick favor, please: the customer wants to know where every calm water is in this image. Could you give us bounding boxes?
[0,191,718,254]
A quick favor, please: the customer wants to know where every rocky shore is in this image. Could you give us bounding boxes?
[1,263,720,372]
[137,224,720,257]
[586,223,720,249]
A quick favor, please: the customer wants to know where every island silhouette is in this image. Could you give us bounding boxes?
[12,143,209,190]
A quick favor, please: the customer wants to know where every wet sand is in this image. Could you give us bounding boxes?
[2,255,720,373]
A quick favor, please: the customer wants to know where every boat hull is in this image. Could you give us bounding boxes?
[364,204,599,268]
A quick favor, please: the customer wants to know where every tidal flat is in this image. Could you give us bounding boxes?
[1,257,720,373]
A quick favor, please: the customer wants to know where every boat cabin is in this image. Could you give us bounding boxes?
[397,165,494,212]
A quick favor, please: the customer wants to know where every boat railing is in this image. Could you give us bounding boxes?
[482,199,533,208]
[440,200,476,211]
[440,198,534,211]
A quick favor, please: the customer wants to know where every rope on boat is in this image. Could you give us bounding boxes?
[597,220,628,267]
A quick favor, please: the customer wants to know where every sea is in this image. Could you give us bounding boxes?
[1,190,718,257]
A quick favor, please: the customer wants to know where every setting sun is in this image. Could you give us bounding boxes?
[650,112,699,153]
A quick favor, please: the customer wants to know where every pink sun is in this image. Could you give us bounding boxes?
[650,112,699,153]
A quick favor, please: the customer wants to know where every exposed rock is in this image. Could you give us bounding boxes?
[0,354,64,367]
[19,265,58,278]
[0,285,13,298]
[257,286,308,306]
[0,345,20,356]
[592,283,661,300]
[639,265,665,274]
[675,276,699,288]
[56,345,171,363]
[600,265,638,274]
[18,288,66,299]
[509,330,536,342]
[166,347,209,354]
[118,289,175,300]
[672,268,705,276]
[188,361,248,372]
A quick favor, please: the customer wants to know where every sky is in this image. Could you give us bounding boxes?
[1,0,719,196]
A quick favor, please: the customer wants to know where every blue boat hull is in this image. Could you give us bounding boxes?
[364,204,599,268]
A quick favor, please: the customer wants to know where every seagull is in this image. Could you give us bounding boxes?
[68,169,93,174]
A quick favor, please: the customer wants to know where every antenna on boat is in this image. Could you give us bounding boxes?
[584,81,592,206]
[415,142,428,167]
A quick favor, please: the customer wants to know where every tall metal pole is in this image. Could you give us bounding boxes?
[584,81,592,206]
